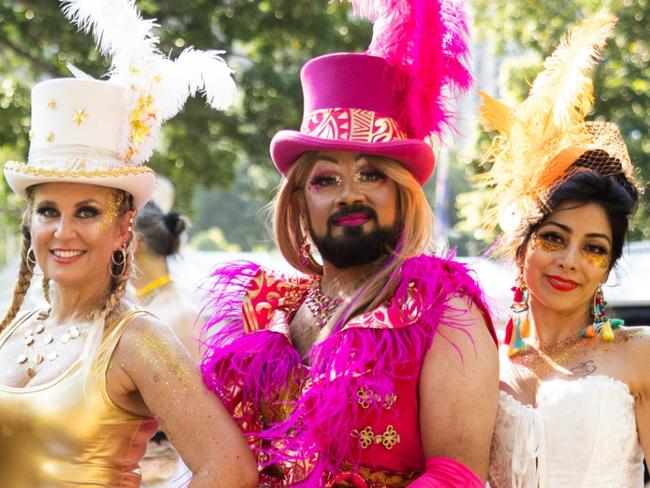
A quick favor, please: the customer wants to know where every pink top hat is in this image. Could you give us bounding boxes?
[271,53,435,184]
[270,0,474,186]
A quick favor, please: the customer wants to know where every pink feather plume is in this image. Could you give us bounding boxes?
[347,0,473,138]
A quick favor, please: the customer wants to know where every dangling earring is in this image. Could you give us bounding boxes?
[581,284,623,341]
[299,237,313,268]
[505,270,530,356]
[110,247,127,278]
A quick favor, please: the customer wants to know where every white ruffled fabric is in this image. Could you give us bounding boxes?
[489,375,644,488]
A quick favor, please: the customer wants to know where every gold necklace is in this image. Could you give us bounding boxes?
[136,274,172,298]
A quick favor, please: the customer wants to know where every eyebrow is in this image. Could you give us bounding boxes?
[314,154,373,165]
[314,155,339,164]
[543,220,612,244]
[75,199,101,207]
[34,199,101,207]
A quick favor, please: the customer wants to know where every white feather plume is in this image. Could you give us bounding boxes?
[59,0,236,164]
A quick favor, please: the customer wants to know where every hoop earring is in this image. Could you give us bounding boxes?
[505,269,530,356]
[27,246,37,269]
[26,245,44,276]
[110,247,127,279]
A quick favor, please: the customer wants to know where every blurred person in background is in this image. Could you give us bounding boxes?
[133,201,201,363]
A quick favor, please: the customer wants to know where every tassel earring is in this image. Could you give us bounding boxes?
[581,284,623,341]
[505,270,530,356]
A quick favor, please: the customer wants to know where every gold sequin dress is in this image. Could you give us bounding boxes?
[0,310,158,487]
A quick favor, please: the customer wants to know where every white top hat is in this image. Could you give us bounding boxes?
[4,78,156,209]
[4,0,236,210]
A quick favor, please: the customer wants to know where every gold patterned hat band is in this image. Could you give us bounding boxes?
[5,161,155,179]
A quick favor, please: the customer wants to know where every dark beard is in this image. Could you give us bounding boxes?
[308,204,401,269]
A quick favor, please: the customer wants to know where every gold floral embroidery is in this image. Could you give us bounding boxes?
[356,385,397,409]
[46,132,55,143]
[351,425,400,450]
[47,99,56,110]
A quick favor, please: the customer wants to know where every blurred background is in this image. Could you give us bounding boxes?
[1,0,648,324]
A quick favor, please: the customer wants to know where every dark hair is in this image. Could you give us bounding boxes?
[518,165,639,268]
[135,201,187,257]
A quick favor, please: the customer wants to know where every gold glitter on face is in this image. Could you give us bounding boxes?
[99,190,126,232]
[530,232,565,253]
[530,230,611,269]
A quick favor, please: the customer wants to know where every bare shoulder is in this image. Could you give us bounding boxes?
[434,295,497,358]
[617,325,650,358]
[112,312,189,368]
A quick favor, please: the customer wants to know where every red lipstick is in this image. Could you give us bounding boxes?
[545,274,579,292]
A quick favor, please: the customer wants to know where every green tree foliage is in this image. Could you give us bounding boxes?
[459,0,649,244]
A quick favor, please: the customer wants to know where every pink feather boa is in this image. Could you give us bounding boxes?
[200,255,494,486]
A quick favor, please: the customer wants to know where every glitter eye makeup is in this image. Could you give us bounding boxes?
[354,166,385,182]
[530,231,566,253]
[581,247,611,269]
[308,173,343,190]
[531,231,611,269]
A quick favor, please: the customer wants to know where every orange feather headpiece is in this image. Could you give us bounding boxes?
[477,10,634,246]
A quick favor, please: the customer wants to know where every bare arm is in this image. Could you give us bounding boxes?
[108,316,258,488]
[418,297,499,481]
[630,327,650,462]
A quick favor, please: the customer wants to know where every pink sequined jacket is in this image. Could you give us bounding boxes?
[200,254,496,487]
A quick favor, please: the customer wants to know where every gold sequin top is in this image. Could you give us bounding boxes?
[0,310,158,488]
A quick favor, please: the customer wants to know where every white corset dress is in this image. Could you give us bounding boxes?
[489,375,644,488]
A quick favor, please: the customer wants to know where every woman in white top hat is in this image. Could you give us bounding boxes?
[0,2,257,487]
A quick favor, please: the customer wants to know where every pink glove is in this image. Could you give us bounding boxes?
[409,457,484,487]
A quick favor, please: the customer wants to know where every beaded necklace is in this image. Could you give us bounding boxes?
[304,282,343,329]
